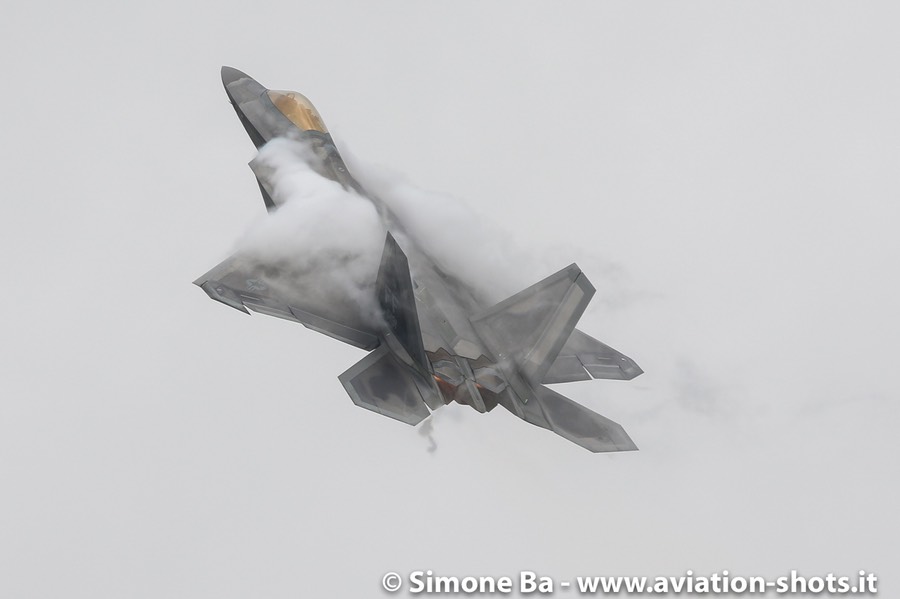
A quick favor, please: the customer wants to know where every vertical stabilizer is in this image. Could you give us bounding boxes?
[376,233,429,373]
[470,264,595,385]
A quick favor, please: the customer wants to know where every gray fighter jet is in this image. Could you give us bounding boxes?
[195,67,643,452]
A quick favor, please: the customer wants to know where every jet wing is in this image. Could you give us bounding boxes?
[543,329,643,383]
[194,253,380,350]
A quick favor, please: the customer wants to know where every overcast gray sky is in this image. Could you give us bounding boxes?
[1,2,898,598]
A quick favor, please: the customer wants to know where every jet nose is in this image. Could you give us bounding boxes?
[221,66,252,87]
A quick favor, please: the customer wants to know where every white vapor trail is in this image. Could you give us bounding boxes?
[234,138,386,324]
[235,137,541,322]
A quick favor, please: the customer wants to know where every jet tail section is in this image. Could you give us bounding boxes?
[470,264,595,385]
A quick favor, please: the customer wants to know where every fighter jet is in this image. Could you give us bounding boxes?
[195,67,643,452]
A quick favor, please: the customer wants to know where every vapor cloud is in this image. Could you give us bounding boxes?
[345,154,541,304]
[234,136,552,329]
[417,417,438,454]
[234,138,387,324]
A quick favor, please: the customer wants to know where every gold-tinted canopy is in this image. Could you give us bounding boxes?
[267,90,328,133]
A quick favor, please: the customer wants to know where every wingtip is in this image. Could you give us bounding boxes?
[622,359,644,380]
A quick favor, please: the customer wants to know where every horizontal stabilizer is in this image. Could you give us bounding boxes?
[543,329,643,383]
[513,385,638,453]
[339,345,435,426]
[470,264,594,385]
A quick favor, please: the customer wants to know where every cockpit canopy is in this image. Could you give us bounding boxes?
[267,90,328,133]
